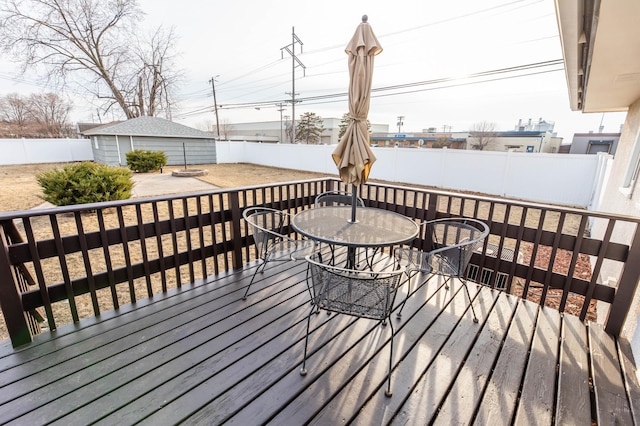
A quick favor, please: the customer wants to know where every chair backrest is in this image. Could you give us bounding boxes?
[426,218,490,277]
[314,190,365,208]
[243,207,288,259]
[305,253,404,321]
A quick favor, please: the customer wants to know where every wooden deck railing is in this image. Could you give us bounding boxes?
[1,178,639,347]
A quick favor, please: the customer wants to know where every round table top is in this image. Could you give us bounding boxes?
[291,206,419,248]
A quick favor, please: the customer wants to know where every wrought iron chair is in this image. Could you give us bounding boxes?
[394,217,490,322]
[300,252,405,397]
[242,206,315,300]
[314,190,365,208]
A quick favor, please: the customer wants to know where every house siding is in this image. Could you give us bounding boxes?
[591,98,640,361]
[91,136,217,166]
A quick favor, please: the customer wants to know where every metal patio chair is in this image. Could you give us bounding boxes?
[314,190,365,208]
[394,217,490,322]
[242,206,315,300]
[300,252,405,397]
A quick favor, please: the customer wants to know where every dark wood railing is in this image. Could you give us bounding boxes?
[1,178,639,347]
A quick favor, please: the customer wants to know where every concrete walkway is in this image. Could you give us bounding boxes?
[131,173,217,197]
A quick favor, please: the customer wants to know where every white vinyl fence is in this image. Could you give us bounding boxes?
[0,138,612,209]
[215,141,612,209]
[0,138,93,165]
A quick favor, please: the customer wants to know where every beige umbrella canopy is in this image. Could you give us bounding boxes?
[332,15,382,221]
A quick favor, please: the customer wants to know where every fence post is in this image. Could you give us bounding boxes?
[606,227,640,336]
[0,223,32,347]
[228,191,244,270]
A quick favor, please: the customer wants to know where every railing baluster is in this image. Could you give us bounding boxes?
[559,216,588,312]
[50,214,79,322]
[539,212,566,307]
[22,217,56,330]
[73,212,99,315]
[196,197,207,279]
[96,210,118,309]
[218,193,230,271]
[135,204,153,297]
[167,199,181,288]
[208,195,220,276]
[116,206,136,302]
[181,199,195,283]
[580,219,614,320]
[152,202,167,292]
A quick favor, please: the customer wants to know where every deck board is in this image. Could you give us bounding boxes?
[0,259,639,425]
[472,299,538,426]
[433,289,518,426]
[514,306,561,425]
[556,313,591,425]
[590,324,635,425]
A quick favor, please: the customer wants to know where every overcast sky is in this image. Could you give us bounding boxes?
[0,0,628,140]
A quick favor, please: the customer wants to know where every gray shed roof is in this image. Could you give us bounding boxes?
[83,116,215,139]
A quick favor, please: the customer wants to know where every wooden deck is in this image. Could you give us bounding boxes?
[0,259,639,425]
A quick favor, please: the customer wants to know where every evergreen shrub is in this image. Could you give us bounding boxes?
[126,149,167,173]
[37,162,133,206]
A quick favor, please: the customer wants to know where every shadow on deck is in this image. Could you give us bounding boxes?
[0,259,639,425]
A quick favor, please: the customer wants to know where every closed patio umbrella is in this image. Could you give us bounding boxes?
[332,15,382,222]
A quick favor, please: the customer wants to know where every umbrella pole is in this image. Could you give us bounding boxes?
[350,185,358,223]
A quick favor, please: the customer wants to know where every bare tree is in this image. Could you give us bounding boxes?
[218,118,234,140]
[433,134,452,149]
[0,93,30,132]
[132,26,180,118]
[28,93,72,136]
[0,0,180,119]
[469,121,498,150]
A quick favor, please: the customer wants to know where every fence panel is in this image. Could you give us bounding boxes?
[215,141,609,208]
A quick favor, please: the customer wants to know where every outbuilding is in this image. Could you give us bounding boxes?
[83,116,216,166]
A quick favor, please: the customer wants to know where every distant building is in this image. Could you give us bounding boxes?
[371,128,562,153]
[371,131,467,149]
[567,132,621,156]
[230,118,389,144]
[514,117,555,133]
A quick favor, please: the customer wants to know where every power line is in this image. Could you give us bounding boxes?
[210,59,562,110]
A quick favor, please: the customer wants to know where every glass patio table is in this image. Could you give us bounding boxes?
[291,206,420,269]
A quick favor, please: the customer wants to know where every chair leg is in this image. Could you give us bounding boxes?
[460,279,479,323]
[396,274,412,319]
[385,319,395,397]
[243,259,267,300]
[305,265,321,314]
[300,306,315,376]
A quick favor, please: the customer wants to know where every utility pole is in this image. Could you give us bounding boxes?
[276,103,286,143]
[397,116,405,133]
[281,27,305,143]
[209,76,220,139]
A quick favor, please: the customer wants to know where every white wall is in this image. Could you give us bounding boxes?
[0,138,93,165]
[216,141,611,209]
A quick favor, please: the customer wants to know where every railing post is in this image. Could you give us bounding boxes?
[228,191,244,270]
[605,227,640,336]
[0,222,32,347]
